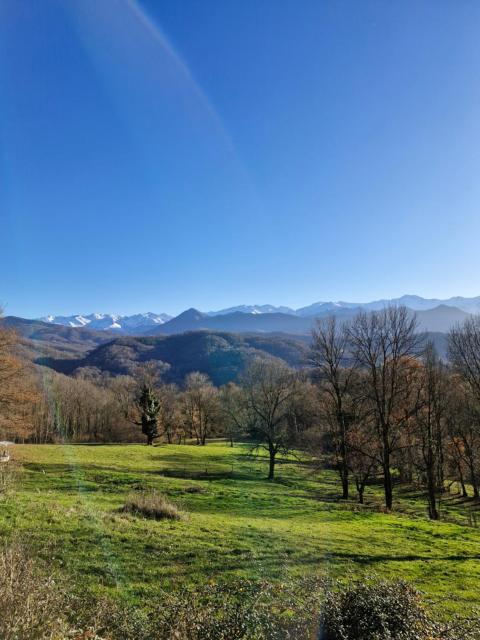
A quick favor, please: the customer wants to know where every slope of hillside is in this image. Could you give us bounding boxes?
[46,331,309,385]
[1,316,112,359]
[11,443,480,617]
[415,305,470,332]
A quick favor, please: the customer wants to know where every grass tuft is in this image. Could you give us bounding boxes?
[123,490,183,520]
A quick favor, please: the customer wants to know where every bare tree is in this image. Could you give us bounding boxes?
[449,316,480,397]
[182,372,219,445]
[448,317,480,498]
[242,358,299,480]
[347,306,422,509]
[447,384,480,499]
[157,384,180,444]
[414,343,448,519]
[310,316,357,499]
[220,382,249,447]
[348,417,378,504]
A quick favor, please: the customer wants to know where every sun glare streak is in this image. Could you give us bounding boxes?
[125,0,236,154]
[39,369,125,592]
[64,0,265,220]
[60,445,124,589]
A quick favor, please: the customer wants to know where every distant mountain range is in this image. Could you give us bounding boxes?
[37,295,480,336]
[39,312,172,332]
[144,305,469,336]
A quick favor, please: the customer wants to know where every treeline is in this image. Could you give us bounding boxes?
[4,306,480,515]
[309,307,480,516]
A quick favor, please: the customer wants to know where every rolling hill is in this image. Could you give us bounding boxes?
[0,316,113,360]
[2,314,453,384]
[43,331,309,386]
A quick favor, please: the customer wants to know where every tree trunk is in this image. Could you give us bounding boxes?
[426,467,439,520]
[341,467,349,500]
[425,432,439,519]
[268,446,276,480]
[436,424,445,492]
[473,481,479,499]
[468,460,479,498]
[383,457,393,510]
[339,413,349,499]
[357,483,364,504]
[382,432,393,509]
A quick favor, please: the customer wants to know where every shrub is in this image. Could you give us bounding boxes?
[92,577,324,640]
[319,576,480,640]
[0,461,20,496]
[123,490,183,520]
[0,543,69,640]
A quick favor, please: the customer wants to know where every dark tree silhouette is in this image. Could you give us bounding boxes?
[136,384,161,445]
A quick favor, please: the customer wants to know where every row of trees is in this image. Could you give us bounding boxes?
[0,321,40,441]
[132,361,315,484]
[310,308,480,516]
[4,307,480,516]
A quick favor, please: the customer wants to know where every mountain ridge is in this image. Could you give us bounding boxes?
[37,293,480,335]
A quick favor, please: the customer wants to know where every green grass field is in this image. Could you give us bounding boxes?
[2,442,480,617]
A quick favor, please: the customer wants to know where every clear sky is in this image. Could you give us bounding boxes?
[2,0,480,318]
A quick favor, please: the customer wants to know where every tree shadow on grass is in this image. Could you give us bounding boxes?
[320,550,480,565]
[159,468,243,481]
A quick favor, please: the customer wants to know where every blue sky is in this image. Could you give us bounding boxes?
[1,0,480,317]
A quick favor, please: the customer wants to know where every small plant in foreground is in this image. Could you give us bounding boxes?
[123,490,183,520]
[92,577,324,640]
[0,460,19,496]
[0,543,68,640]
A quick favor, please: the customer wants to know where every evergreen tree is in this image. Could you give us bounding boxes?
[137,384,161,445]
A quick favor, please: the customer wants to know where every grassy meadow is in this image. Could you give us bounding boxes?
[2,442,480,617]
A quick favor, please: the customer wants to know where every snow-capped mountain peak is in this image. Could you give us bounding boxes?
[39,312,172,333]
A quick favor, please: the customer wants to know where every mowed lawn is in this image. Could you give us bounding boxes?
[2,442,480,616]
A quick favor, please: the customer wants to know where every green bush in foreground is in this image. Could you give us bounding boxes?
[320,577,480,640]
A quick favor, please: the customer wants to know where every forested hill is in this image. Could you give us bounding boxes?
[1,316,112,360]
[43,331,309,386]
[3,316,448,386]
